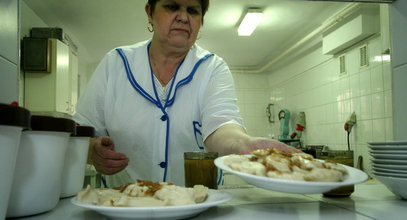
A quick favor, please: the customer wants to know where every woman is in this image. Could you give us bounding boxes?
[74,0,299,187]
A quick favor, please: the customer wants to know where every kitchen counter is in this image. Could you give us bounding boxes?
[11,180,406,220]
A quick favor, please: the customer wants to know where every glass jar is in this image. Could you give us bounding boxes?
[184,151,218,189]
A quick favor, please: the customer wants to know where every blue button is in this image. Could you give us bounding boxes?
[160,115,167,121]
[159,162,167,168]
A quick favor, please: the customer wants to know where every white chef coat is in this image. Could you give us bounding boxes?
[74,40,244,187]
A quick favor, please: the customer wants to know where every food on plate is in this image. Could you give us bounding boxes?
[76,179,209,207]
[223,147,348,182]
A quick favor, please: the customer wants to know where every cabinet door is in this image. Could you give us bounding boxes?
[0,56,18,104]
[55,40,70,113]
[0,0,18,63]
[69,51,79,114]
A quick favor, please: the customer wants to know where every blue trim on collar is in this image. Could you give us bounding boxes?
[165,53,214,108]
[116,48,159,107]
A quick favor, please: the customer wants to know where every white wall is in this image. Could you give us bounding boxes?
[233,72,272,138]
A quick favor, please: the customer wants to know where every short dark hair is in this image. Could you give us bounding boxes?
[147,0,209,23]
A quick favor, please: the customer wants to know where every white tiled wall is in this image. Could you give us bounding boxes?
[232,35,392,176]
[233,72,272,138]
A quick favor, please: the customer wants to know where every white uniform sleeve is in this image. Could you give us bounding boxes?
[201,57,245,141]
[73,54,111,137]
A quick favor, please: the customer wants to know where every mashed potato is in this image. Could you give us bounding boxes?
[76,180,209,207]
[224,148,348,182]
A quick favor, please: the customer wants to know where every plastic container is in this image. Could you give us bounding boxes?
[0,103,31,220]
[60,125,95,198]
[7,115,75,218]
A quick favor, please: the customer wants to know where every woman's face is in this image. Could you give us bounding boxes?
[146,0,203,50]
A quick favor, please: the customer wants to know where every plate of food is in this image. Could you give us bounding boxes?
[71,180,232,220]
[215,148,368,194]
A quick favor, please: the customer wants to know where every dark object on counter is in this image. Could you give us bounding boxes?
[319,150,355,197]
[31,115,76,135]
[0,103,31,129]
[31,27,63,41]
[73,125,95,137]
[21,37,51,73]
[301,148,316,158]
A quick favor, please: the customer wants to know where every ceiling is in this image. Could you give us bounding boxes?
[23,0,364,72]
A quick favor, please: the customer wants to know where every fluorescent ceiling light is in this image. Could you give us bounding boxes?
[238,8,263,36]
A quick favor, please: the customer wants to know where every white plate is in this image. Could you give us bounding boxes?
[373,167,407,174]
[373,163,407,170]
[71,189,232,220]
[369,150,407,154]
[369,145,407,151]
[370,153,407,160]
[373,171,407,178]
[372,158,407,165]
[368,141,407,145]
[214,155,368,194]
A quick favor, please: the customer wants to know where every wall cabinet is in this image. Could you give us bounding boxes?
[24,39,78,115]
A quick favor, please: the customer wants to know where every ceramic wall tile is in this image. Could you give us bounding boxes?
[371,92,385,119]
[359,95,372,120]
[384,90,392,118]
[350,73,360,98]
[331,102,340,123]
[340,99,352,123]
[340,76,351,101]
[385,117,393,141]
[356,120,373,145]
[372,118,386,142]
[330,80,340,102]
[347,50,359,75]
[382,62,392,91]
[359,68,371,96]
[370,65,384,93]
[351,97,361,120]
[324,104,334,124]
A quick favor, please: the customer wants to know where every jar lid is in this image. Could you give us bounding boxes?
[31,115,76,134]
[0,103,31,128]
[184,151,219,159]
[72,125,95,137]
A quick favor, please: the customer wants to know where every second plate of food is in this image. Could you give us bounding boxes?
[71,189,232,220]
[215,155,368,194]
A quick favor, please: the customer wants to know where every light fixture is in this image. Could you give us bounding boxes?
[237,8,263,36]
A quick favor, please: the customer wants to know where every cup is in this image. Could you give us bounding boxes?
[184,151,218,189]
[318,150,354,197]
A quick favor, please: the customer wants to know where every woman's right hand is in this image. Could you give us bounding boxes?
[88,136,129,175]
